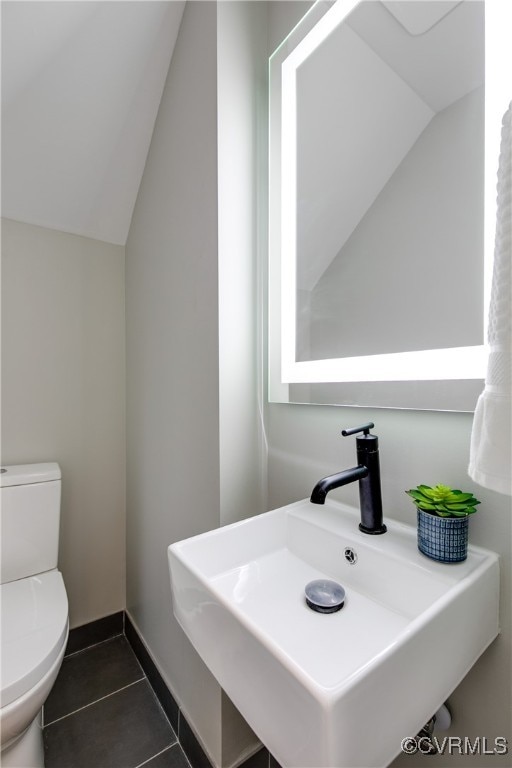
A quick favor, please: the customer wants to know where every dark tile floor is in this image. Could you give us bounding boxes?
[43,635,190,768]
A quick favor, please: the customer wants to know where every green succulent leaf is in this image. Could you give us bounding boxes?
[406,490,427,501]
[417,501,437,510]
[405,483,480,518]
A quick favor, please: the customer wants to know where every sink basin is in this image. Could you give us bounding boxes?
[168,499,499,768]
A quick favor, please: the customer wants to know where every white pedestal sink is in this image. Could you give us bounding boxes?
[168,499,499,768]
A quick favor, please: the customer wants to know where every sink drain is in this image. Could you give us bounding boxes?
[305,579,345,613]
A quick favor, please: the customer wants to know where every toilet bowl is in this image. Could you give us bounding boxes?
[0,464,69,768]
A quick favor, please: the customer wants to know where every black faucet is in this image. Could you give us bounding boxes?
[310,423,387,535]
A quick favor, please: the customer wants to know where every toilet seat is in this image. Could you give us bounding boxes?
[1,570,68,709]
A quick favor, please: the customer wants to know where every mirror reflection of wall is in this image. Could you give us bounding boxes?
[295,0,484,363]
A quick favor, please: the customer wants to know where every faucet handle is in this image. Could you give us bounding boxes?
[341,423,374,437]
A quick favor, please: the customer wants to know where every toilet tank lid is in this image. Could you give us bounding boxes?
[0,463,61,487]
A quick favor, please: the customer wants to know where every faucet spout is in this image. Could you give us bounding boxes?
[310,466,368,504]
[309,423,387,535]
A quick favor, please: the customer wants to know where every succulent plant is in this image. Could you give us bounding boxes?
[406,484,480,518]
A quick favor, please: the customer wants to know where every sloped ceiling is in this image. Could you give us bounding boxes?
[296,0,484,291]
[1,1,185,245]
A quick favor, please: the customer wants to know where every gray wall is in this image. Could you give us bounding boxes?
[218,0,268,527]
[1,218,126,628]
[125,3,266,765]
[125,3,223,761]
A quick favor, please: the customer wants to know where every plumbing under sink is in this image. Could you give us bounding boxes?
[168,498,499,768]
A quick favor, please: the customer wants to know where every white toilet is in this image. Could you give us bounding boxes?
[0,463,69,768]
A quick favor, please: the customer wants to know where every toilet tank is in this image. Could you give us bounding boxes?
[0,463,62,584]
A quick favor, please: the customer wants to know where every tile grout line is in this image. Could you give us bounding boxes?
[143,671,180,741]
[181,743,194,768]
[125,624,181,740]
[64,631,125,659]
[56,623,200,768]
[44,677,146,727]
[133,742,180,768]
[127,634,207,768]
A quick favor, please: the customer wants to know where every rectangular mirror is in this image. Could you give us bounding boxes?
[269,0,489,411]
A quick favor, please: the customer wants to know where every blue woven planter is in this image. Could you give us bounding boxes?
[417,509,469,563]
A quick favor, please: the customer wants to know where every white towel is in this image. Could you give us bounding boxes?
[468,104,512,496]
